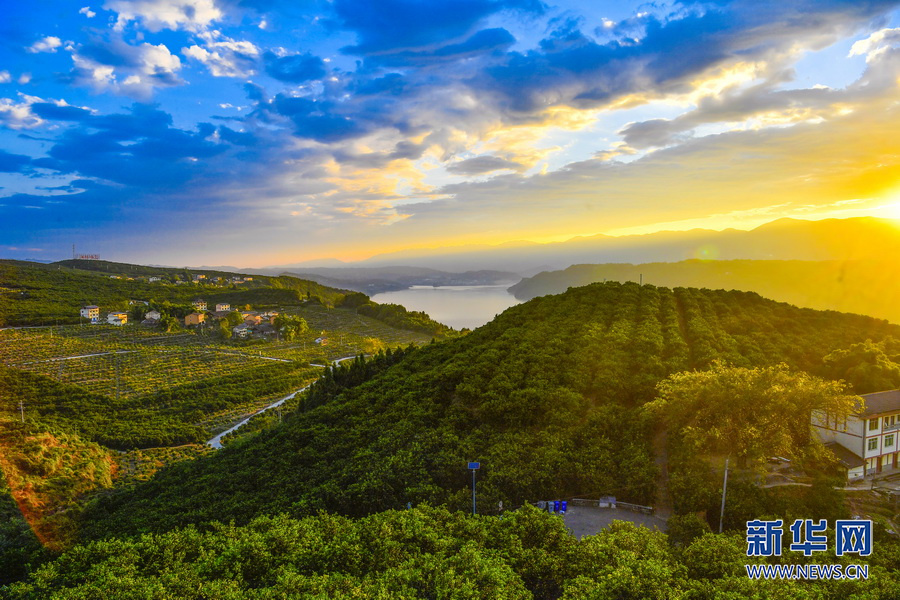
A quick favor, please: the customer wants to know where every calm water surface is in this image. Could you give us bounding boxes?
[371,284,521,330]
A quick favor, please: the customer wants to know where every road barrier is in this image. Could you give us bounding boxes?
[616,501,654,515]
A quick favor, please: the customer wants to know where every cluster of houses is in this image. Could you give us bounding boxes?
[79,298,277,339]
[187,275,254,285]
[185,299,279,339]
[105,273,254,286]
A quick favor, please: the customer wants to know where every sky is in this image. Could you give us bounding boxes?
[2,0,900,267]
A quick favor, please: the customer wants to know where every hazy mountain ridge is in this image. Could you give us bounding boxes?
[510,259,900,324]
[331,217,900,272]
[276,267,519,294]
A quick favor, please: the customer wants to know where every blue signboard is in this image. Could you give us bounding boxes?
[468,462,480,469]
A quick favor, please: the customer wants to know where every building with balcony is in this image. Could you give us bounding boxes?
[812,389,900,480]
[80,305,100,321]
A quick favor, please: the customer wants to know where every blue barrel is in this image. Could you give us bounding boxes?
[561,500,568,513]
[554,500,560,513]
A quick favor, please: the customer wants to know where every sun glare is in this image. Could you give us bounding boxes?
[880,201,900,221]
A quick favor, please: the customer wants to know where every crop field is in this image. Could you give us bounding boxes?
[7,347,282,399]
[0,307,431,399]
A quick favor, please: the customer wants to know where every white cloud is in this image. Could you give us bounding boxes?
[849,27,900,63]
[104,0,222,32]
[18,73,32,85]
[0,95,44,129]
[71,42,183,98]
[27,36,62,53]
[79,6,96,17]
[182,38,259,77]
[0,71,10,83]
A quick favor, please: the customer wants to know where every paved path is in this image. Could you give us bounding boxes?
[205,355,360,448]
[11,350,136,365]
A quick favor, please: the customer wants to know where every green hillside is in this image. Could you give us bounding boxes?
[0,259,452,336]
[78,282,900,540]
[509,259,900,324]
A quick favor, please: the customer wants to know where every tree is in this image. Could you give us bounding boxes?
[129,305,147,323]
[274,314,309,341]
[822,338,900,393]
[224,311,245,327]
[339,292,370,309]
[158,315,179,333]
[361,337,385,354]
[646,362,859,469]
[219,310,245,338]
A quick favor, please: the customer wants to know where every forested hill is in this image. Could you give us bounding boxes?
[0,259,453,336]
[80,282,900,540]
[509,259,900,324]
[0,258,342,325]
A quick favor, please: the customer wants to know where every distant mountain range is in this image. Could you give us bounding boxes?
[304,217,900,273]
[259,267,519,294]
[510,258,900,325]
[53,217,897,296]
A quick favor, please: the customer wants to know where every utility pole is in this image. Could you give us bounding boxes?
[468,462,480,515]
[19,400,24,423]
[719,458,729,533]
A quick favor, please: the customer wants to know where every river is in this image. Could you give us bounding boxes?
[371,284,522,330]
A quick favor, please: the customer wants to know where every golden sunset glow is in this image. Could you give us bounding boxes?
[1,1,899,268]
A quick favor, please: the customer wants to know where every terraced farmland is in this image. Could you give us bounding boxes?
[0,306,432,399]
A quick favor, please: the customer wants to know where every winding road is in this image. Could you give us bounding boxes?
[206,355,359,449]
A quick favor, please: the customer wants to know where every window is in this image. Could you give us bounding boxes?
[886,435,895,448]
[868,438,879,451]
[869,418,880,431]
[887,415,896,427]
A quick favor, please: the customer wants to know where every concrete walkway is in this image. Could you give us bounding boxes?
[561,505,668,539]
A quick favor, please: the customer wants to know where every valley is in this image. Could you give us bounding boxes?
[1,263,900,597]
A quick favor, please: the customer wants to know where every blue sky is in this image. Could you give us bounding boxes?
[2,0,900,266]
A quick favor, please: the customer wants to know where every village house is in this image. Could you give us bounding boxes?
[148,276,162,282]
[215,303,230,312]
[232,323,252,339]
[128,300,149,306]
[192,299,207,311]
[193,274,207,281]
[185,312,205,326]
[145,309,161,321]
[812,389,900,480]
[243,312,263,326]
[107,312,128,326]
[80,305,100,321]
